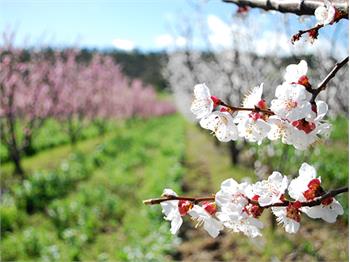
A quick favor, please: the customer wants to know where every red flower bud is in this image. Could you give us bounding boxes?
[202,201,217,215]
[252,195,260,201]
[211,96,221,108]
[292,119,316,134]
[178,200,193,216]
[298,75,311,88]
[257,99,267,110]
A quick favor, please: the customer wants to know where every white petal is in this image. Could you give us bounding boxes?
[314,100,328,122]
[203,218,224,238]
[299,162,317,179]
[161,200,179,220]
[284,219,300,234]
[298,60,308,76]
[170,215,183,234]
[302,199,344,223]
[242,83,263,108]
[194,83,211,99]
[162,188,178,197]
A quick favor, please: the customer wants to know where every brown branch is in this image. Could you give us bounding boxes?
[143,186,348,208]
[310,56,349,103]
[291,12,348,44]
[223,0,349,16]
[220,101,275,115]
[143,195,215,205]
[291,23,323,44]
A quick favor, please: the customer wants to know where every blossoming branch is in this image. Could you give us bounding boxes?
[190,58,348,150]
[143,163,348,238]
[292,0,348,43]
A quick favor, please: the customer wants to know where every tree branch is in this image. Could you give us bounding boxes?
[223,0,349,16]
[220,101,275,115]
[291,12,348,43]
[143,186,348,208]
[143,195,215,205]
[310,56,349,103]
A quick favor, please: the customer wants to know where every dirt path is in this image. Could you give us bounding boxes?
[173,124,348,262]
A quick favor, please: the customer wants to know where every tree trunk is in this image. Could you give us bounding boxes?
[9,148,24,176]
[69,132,77,145]
[228,141,240,165]
[22,134,36,156]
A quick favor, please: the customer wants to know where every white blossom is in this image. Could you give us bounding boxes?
[284,60,308,84]
[236,117,271,144]
[216,210,264,238]
[160,189,183,234]
[288,163,344,223]
[246,171,288,206]
[272,206,301,234]
[216,178,264,237]
[188,205,223,238]
[315,0,336,25]
[215,178,248,211]
[302,201,344,223]
[200,111,238,142]
[267,116,298,145]
[290,102,331,150]
[270,83,312,122]
[190,83,216,119]
[234,84,271,144]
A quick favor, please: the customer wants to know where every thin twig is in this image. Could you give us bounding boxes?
[143,195,215,205]
[291,24,323,44]
[291,12,348,44]
[143,186,348,208]
[220,101,275,115]
[310,56,349,103]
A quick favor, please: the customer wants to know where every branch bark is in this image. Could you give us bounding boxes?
[223,0,349,16]
[143,186,348,208]
[310,56,349,103]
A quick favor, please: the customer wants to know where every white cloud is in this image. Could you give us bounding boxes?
[112,38,135,51]
[205,14,346,58]
[207,15,233,48]
[155,34,187,49]
[155,34,173,48]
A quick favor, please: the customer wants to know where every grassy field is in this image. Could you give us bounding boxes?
[1,115,348,261]
[1,115,186,261]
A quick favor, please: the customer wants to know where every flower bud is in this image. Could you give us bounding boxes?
[202,201,217,215]
[178,200,193,216]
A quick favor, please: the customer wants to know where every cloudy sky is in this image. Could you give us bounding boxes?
[0,0,348,57]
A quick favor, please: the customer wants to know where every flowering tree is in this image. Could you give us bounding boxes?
[145,0,348,239]
[164,2,348,167]
[0,35,54,175]
[0,33,176,176]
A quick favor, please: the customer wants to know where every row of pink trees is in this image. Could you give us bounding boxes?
[0,34,176,176]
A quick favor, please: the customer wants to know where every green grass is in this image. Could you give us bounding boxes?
[1,132,116,190]
[1,115,186,261]
[0,118,117,164]
[1,115,347,261]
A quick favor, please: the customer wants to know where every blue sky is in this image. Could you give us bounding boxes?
[0,0,232,49]
[0,0,348,56]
